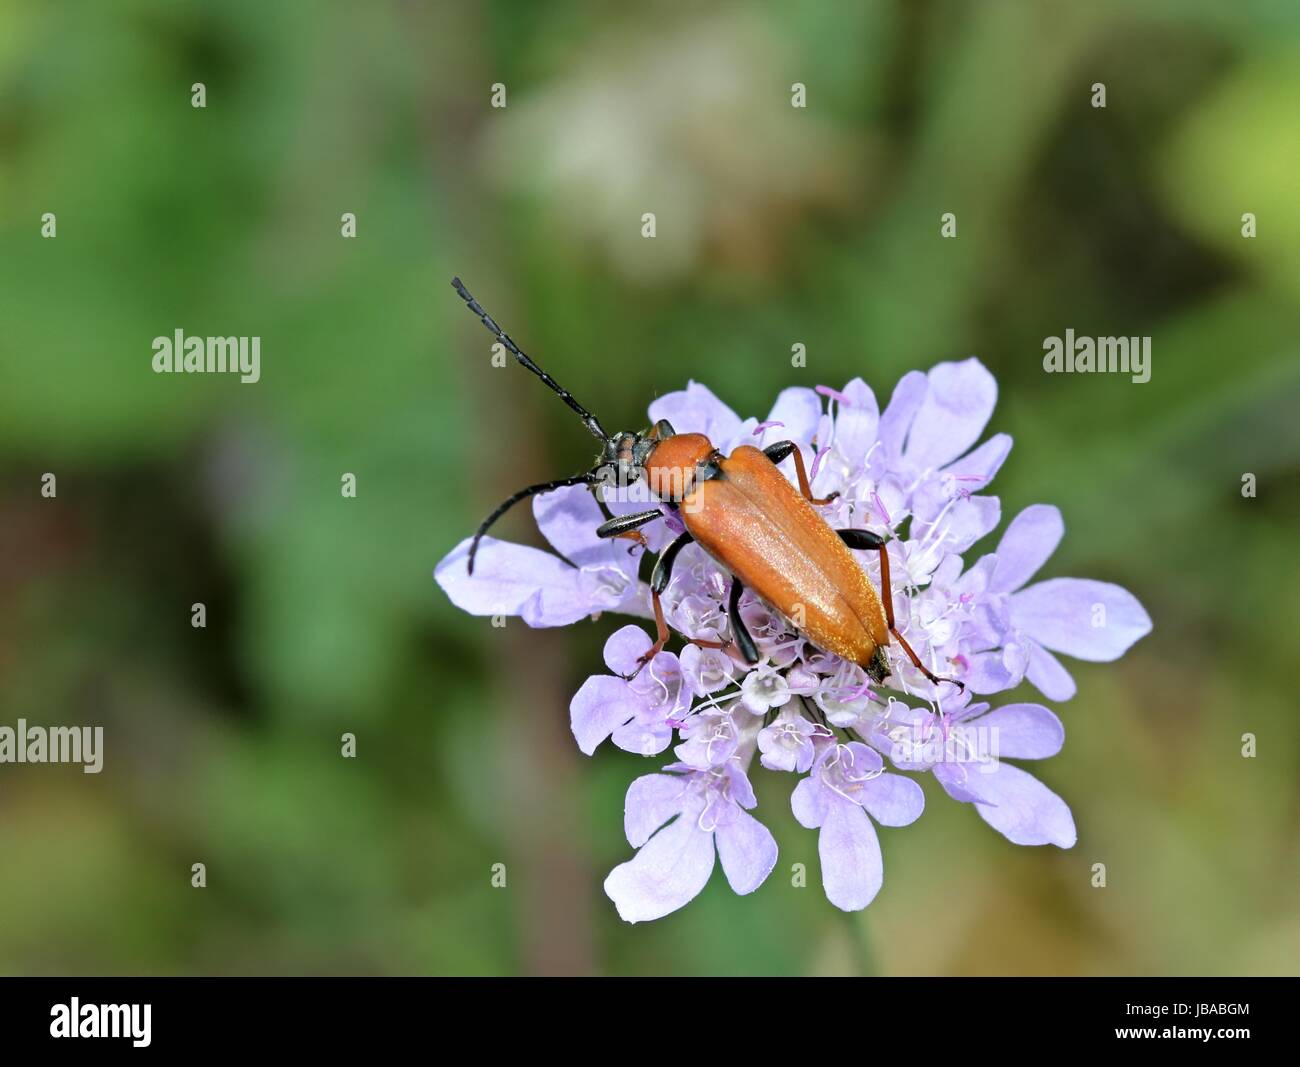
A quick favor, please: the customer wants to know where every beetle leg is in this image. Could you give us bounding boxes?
[597,508,662,557]
[589,485,641,555]
[838,528,965,692]
[596,508,662,539]
[591,483,616,522]
[763,440,797,463]
[614,530,648,552]
[837,528,887,551]
[596,508,662,538]
[623,587,672,679]
[727,578,760,665]
[763,440,839,506]
[623,541,755,675]
[651,531,694,593]
[593,484,650,554]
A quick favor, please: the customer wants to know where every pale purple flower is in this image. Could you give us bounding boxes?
[867,690,1077,847]
[674,706,742,769]
[790,738,925,911]
[569,625,689,757]
[679,643,736,696]
[757,708,825,773]
[812,658,875,726]
[739,663,792,714]
[435,483,655,627]
[964,504,1154,701]
[604,759,777,923]
[435,359,1152,920]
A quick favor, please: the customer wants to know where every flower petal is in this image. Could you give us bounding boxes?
[604,624,652,676]
[759,387,823,449]
[976,703,1064,760]
[569,675,640,756]
[715,809,779,895]
[790,775,827,829]
[934,760,987,804]
[648,381,742,444]
[673,711,739,769]
[911,492,1001,556]
[972,762,1076,848]
[818,799,883,911]
[532,483,616,569]
[721,762,759,810]
[623,772,688,847]
[902,358,998,471]
[679,643,736,697]
[1025,642,1077,701]
[612,717,674,757]
[434,537,593,626]
[1011,578,1152,661]
[858,772,926,827]
[876,370,928,464]
[940,432,1012,485]
[990,505,1064,593]
[832,377,880,466]
[603,812,716,923]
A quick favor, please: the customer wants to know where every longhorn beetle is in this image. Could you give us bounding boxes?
[452,278,962,692]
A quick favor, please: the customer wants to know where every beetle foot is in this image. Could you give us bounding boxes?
[615,529,650,556]
[926,672,965,693]
[620,643,667,681]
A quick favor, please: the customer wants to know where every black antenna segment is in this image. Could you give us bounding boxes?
[451,278,608,443]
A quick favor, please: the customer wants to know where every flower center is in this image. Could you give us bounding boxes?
[820,744,883,802]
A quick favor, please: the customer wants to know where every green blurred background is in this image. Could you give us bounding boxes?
[1,0,1297,976]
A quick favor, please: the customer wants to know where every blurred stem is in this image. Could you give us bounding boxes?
[844,912,876,976]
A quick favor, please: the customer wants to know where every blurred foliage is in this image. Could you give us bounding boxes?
[0,0,1297,975]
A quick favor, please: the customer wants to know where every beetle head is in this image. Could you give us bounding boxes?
[591,419,675,492]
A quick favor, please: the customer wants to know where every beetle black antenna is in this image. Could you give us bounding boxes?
[451,278,609,443]
[467,472,597,574]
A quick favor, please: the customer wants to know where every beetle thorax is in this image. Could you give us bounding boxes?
[645,433,715,502]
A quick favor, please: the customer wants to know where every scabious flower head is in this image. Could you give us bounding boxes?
[434,358,1152,920]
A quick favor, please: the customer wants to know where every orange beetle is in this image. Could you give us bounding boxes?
[454,278,961,691]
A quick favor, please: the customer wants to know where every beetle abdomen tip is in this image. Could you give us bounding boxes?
[866,645,890,684]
